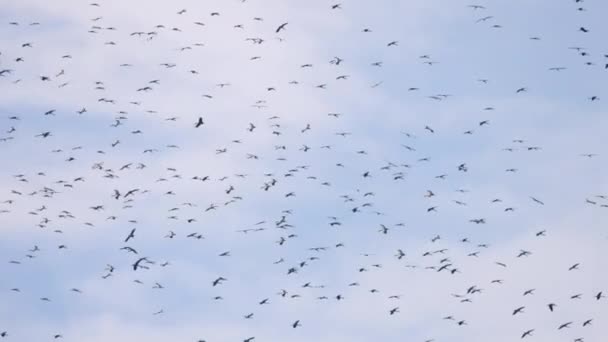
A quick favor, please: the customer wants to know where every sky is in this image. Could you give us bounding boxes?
[0,0,607,341]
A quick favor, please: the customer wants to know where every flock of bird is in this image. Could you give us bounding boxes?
[0,0,606,341]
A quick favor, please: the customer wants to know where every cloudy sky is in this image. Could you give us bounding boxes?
[0,0,607,341]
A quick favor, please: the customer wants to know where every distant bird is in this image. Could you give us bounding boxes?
[521,329,534,338]
[276,22,288,33]
[212,277,227,286]
[124,228,136,243]
[568,263,580,271]
[132,257,149,271]
[512,306,525,315]
[530,197,545,205]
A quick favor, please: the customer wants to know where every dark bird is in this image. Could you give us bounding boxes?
[212,277,227,286]
[132,257,149,271]
[512,306,525,315]
[276,22,288,33]
[124,228,136,243]
[521,330,534,338]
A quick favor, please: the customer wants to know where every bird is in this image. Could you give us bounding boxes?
[124,228,136,243]
[276,22,288,33]
[132,257,149,271]
[212,277,227,286]
[512,306,525,315]
[195,117,204,128]
[568,263,580,271]
[521,329,534,338]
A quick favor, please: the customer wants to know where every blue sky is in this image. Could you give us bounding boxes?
[1,0,607,341]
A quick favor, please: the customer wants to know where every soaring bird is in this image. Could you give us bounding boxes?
[276,22,288,33]
[132,257,149,271]
[512,306,525,315]
[212,277,227,286]
[124,228,136,243]
[521,330,534,338]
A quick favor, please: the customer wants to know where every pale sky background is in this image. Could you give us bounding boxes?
[0,0,607,341]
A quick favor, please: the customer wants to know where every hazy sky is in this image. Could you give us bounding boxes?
[1,0,607,341]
